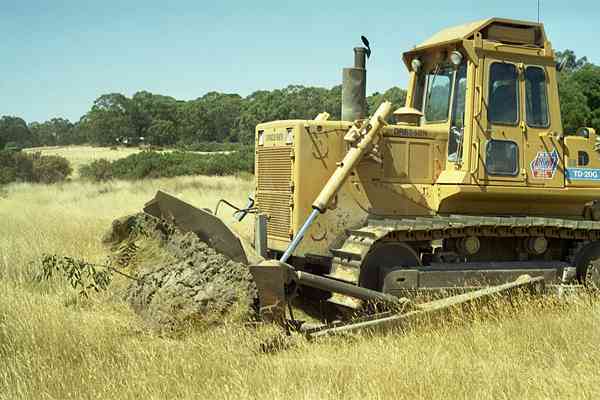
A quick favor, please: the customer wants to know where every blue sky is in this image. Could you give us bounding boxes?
[1,0,598,122]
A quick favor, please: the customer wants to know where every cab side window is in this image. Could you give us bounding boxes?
[488,63,519,125]
[525,66,550,128]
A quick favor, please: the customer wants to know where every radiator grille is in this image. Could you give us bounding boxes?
[256,146,293,239]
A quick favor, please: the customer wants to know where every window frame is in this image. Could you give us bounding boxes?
[412,72,426,112]
[484,139,520,177]
[447,63,468,161]
[524,65,551,129]
[450,63,468,129]
[487,61,520,127]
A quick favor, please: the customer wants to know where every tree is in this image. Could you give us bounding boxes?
[556,49,589,73]
[29,118,73,146]
[82,93,137,145]
[557,53,600,134]
[196,92,243,142]
[175,100,211,144]
[0,116,34,148]
[367,87,407,115]
[131,91,178,132]
[559,74,591,133]
[147,119,176,145]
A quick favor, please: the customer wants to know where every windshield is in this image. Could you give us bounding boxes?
[424,66,453,122]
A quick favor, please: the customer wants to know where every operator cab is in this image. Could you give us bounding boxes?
[401,18,568,189]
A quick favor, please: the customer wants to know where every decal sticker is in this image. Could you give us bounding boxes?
[530,148,559,179]
[566,168,600,181]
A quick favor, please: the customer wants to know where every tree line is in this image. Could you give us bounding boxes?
[0,86,406,149]
[0,49,597,150]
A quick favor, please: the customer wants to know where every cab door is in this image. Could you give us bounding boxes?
[476,57,525,185]
[521,64,564,188]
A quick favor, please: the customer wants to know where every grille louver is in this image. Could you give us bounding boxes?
[256,146,293,239]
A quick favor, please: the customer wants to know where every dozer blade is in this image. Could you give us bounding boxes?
[249,260,291,323]
[144,190,248,264]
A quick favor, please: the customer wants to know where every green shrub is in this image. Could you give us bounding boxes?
[79,148,255,181]
[32,155,73,184]
[79,159,113,181]
[178,142,246,153]
[0,150,71,185]
[0,150,33,184]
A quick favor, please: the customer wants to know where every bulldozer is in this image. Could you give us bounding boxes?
[144,18,600,336]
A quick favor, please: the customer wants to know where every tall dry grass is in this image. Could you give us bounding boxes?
[1,166,600,399]
[23,145,235,179]
[24,146,147,178]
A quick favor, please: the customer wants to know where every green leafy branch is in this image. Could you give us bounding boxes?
[37,254,138,297]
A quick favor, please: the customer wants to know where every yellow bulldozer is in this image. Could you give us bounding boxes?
[145,18,600,336]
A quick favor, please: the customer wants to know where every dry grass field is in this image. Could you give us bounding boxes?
[23,146,233,178]
[24,146,147,177]
[1,148,600,399]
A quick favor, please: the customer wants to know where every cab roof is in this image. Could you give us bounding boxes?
[410,17,547,52]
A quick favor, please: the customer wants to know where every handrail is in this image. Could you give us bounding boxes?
[470,141,480,176]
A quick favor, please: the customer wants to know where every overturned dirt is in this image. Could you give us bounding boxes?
[106,213,257,331]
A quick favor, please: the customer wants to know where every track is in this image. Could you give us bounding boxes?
[332,215,600,269]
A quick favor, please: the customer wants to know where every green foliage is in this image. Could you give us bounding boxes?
[80,148,254,181]
[556,50,589,74]
[79,159,114,181]
[178,142,247,152]
[0,150,72,185]
[28,118,73,146]
[31,154,73,184]
[146,119,176,146]
[367,86,407,115]
[37,254,113,298]
[82,93,139,146]
[0,150,34,184]
[559,76,591,133]
[558,56,600,134]
[0,116,34,149]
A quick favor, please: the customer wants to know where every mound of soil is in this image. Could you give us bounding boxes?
[106,213,256,330]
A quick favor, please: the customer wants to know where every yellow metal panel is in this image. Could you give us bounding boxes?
[415,19,490,50]
[564,134,600,188]
[409,142,431,180]
[436,184,600,217]
[410,18,545,52]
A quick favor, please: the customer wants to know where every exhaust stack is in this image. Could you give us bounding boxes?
[341,47,368,121]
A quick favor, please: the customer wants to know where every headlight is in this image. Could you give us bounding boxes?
[450,50,463,66]
[576,127,590,138]
[411,58,422,72]
[258,130,265,146]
